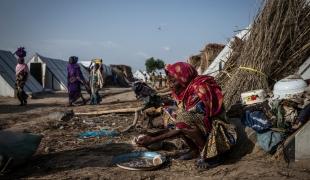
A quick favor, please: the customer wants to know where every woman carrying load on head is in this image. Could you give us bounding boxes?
[137,62,237,169]
[89,62,104,105]
[67,56,87,106]
[15,47,29,106]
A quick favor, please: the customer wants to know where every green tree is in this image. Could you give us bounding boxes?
[155,59,165,70]
[145,57,165,73]
[145,57,157,73]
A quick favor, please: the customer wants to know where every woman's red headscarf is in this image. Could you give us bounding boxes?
[165,62,224,130]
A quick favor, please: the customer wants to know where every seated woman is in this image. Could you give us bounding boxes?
[137,62,237,169]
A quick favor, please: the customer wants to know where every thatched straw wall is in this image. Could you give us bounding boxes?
[110,64,134,81]
[188,55,201,69]
[188,43,224,74]
[199,43,225,74]
[220,0,310,110]
[216,37,245,88]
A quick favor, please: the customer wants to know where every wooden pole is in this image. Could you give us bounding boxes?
[75,107,143,116]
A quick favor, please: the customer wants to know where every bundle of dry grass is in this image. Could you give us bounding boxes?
[188,54,201,69]
[188,44,224,74]
[222,0,310,110]
[200,43,225,74]
[110,64,134,81]
[215,37,245,88]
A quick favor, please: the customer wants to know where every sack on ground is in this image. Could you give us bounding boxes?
[256,130,284,153]
[242,110,272,133]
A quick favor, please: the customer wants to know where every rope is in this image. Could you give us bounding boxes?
[239,66,268,77]
[222,70,232,78]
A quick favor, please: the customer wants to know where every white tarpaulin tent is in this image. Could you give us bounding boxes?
[298,56,310,80]
[133,70,147,81]
[28,54,89,91]
[203,25,251,76]
[0,50,43,97]
[133,71,149,81]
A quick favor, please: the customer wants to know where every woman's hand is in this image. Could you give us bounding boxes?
[136,135,154,146]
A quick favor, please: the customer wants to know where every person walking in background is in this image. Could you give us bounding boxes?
[150,72,156,87]
[163,76,168,87]
[67,56,87,106]
[158,72,163,88]
[87,59,104,95]
[143,72,148,83]
[15,47,29,106]
[89,63,104,105]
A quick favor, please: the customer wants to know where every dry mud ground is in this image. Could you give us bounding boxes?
[0,87,309,180]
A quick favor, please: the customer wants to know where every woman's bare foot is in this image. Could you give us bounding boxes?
[196,156,223,169]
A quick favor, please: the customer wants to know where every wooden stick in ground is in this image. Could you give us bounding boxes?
[120,108,142,133]
[75,107,143,116]
[75,107,143,133]
[156,87,170,93]
[158,91,171,96]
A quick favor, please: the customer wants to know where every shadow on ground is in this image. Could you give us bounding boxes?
[0,103,64,114]
[3,143,134,179]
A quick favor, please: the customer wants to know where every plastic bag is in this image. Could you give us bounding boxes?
[257,130,284,153]
[242,110,272,133]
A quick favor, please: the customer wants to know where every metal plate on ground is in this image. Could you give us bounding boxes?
[112,151,166,171]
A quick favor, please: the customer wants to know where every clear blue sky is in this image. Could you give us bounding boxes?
[0,0,262,71]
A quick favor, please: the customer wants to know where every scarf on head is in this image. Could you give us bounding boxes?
[165,62,223,130]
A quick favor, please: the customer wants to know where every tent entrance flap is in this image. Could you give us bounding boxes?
[30,63,42,85]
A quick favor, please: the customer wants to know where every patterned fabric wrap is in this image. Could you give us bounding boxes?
[15,71,29,103]
[16,63,29,75]
[175,107,237,158]
[90,68,104,92]
[165,62,224,131]
[90,68,104,105]
[202,120,237,158]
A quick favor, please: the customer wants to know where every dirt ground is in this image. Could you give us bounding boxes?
[0,87,309,180]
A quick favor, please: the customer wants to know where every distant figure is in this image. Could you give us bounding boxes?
[143,73,148,83]
[150,72,156,87]
[88,59,104,75]
[67,56,86,106]
[88,59,104,94]
[15,47,29,106]
[163,76,168,87]
[90,63,104,105]
[158,72,163,88]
